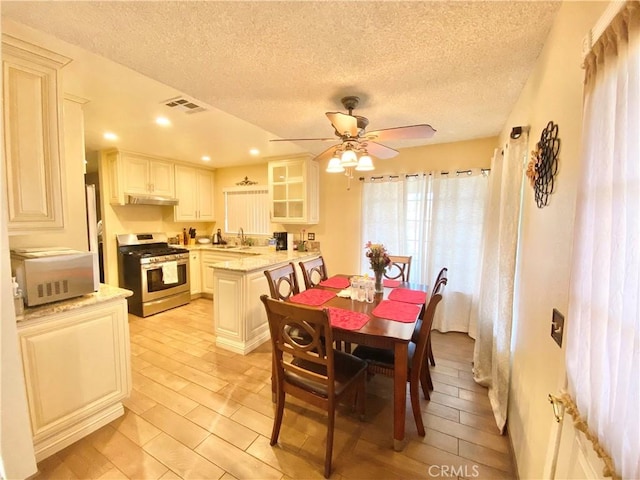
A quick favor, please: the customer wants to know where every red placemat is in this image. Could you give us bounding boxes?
[319,276,350,289]
[372,300,422,323]
[383,279,401,288]
[327,307,369,331]
[290,289,336,306]
[388,288,427,304]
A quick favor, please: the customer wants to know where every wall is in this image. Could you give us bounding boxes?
[0,31,38,479]
[502,2,608,477]
[211,137,496,277]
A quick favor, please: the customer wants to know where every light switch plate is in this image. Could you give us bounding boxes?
[551,308,564,347]
[307,232,315,241]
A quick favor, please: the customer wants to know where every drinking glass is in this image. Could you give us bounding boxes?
[350,277,359,300]
[357,280,366,302]
[365,279,375,303]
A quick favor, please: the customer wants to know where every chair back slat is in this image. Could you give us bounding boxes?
[385,255,412,282]
[299,256,328,289]
[264,263,300,300]
[432,267,448,296]
[261,295,334,392]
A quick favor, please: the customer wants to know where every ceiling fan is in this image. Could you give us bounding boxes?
[271,95,436,164]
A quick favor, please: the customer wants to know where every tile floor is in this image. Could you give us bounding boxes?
[30,299,515,479]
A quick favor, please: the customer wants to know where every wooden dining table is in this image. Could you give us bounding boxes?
[313,274,428,451]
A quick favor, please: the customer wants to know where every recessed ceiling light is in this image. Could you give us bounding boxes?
[249,148,260,156]
[103,132,118,141]
[155,116,171,126]
[201,156,211,162]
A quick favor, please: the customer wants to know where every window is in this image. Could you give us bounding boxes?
[223,187,270,235]
[361,171,488,333]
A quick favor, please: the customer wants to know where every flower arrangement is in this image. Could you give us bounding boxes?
[365,241,391,274]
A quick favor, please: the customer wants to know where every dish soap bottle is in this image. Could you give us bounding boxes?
[12,277,24,318]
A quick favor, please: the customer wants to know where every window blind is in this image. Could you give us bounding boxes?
[223,187,270,235]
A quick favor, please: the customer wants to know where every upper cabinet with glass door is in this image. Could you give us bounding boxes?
[268,155,319,224]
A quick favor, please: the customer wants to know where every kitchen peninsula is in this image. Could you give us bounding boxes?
[16,284,132,462]
[207,246,319,354]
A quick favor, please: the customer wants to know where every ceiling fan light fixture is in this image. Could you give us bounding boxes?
[355,154,374,171]
[326,156,345,173]
[340,148,358,167]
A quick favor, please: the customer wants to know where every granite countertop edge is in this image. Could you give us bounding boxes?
[210,250,320,272]
[17,284,133,323]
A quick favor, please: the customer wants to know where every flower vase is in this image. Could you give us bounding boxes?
[374,271,384,293]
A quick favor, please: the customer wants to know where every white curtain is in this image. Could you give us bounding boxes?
[361,178,406,268]
[565,5,640,479]
[471,137,527,433]
[361,171,488,333]
[428,172,488,333]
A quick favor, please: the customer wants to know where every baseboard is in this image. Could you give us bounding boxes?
[505,422,520,479]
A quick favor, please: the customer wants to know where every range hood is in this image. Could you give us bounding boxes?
[125,195,179,206]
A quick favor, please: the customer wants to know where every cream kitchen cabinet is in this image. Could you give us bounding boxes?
[268,154,319,224]
[200,249,253,297]
[17,292,131,462]
[174,165,215,222]
[105,149,175,205]
[3,34,71,233]
[189,250,201,297]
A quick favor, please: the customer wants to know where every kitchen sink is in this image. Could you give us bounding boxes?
[213,245,238,249]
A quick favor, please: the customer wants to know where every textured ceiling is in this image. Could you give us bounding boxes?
[1,1,561,168]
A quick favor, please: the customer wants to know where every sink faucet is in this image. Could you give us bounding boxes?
[238,227,245,246]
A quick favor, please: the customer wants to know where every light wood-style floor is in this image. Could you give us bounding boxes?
[31,299,515,479]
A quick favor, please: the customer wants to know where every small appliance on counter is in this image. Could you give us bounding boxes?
[274,231,288,251]
[10,248,98,307]
[212,228,225,245]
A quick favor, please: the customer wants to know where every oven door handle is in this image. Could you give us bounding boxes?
[142,259,188,270]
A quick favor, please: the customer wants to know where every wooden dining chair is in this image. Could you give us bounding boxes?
[412,268,448,367]
[263,262,300,300]
[299,256,328,289]
[385,255,412,282]
[351,279,445,436]
[260,295,367,478]
[426,267,447,366]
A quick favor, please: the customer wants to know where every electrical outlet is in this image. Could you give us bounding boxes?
[307,232,315,241]
[551,308,564,347]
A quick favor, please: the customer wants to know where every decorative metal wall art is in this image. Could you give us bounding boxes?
[527,121,560,208]
[236,176,258,186]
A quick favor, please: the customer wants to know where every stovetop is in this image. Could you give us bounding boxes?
[117,233,190,260]
[129,247,189,258]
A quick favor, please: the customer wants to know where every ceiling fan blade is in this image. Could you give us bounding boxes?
[313,144,339,163]
[365,124,436,142]
[326,112,358,137]
[270,137,335,142]
[366,141,399,159]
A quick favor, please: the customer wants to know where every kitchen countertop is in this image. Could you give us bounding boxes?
[17,284,133,323]
[208,249,320,273]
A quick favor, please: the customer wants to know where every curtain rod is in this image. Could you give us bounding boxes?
[359,168,490,181]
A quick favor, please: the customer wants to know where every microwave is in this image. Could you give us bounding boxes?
[10,248,99,307]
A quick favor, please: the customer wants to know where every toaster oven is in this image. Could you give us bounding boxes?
[10,248,99,307]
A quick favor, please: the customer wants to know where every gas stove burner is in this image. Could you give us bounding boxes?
[132,247,189,258]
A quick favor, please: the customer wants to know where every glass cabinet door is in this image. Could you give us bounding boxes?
[269,156,318,224]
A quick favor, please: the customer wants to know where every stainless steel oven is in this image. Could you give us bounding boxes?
[117,233,190,317]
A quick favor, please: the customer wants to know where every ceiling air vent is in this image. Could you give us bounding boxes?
[162,96,207,114]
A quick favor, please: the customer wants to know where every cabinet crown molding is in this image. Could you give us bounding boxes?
[2,34,72,68]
